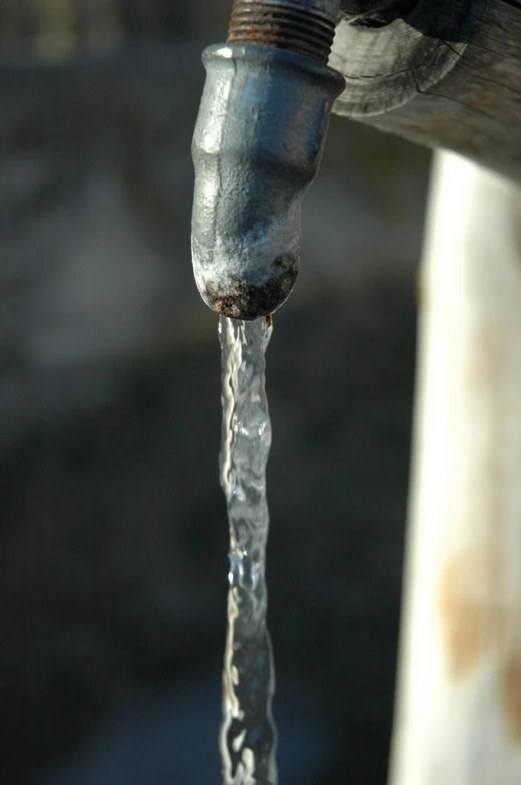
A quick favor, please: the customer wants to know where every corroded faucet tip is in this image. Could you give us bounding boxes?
[191,4,345,320]
[196,252,298,321]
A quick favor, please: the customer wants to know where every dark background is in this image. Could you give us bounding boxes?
[0,2,430,783]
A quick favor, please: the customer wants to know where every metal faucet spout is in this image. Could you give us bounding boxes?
[191,0,344,320]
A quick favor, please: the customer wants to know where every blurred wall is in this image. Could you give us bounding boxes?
[0,2,430,784]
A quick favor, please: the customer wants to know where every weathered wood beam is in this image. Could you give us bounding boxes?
[333,6,521,783]
[331,0,521,182]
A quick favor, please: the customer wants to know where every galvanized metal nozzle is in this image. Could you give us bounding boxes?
[191,0,345,320]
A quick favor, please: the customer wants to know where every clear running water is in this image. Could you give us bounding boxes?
[218,315,278,785]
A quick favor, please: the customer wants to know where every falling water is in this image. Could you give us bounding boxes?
[218,315,278,785]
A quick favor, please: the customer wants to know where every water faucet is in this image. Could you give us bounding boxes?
[191,0,345,320]
[191,0,502,320]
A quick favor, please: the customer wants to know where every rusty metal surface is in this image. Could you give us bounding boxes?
[201,253,299,320]
[228,1,336,62]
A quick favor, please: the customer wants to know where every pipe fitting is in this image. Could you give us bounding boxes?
[227,0,337,61]
[191,1,344,320]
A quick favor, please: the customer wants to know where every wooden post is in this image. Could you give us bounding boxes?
[330,3,521,782]
[389,150,521,784]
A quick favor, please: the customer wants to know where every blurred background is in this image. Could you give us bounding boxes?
[0,1,431,783]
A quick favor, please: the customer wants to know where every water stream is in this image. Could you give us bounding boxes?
[218,315,278,785]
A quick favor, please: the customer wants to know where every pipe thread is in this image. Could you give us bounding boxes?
[228,1,336,62]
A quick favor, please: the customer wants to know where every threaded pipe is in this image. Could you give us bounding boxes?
[228,0,336,62]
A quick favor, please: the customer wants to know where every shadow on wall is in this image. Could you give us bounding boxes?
[0,3,430,784]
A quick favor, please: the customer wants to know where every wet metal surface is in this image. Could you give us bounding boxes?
[191,41,344,320]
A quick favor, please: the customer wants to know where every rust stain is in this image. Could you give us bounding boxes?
[227,0,335,62]
[465,325,502,389]
[500,649,521,742]
[201,253,298,321]
[438,548,507,680]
